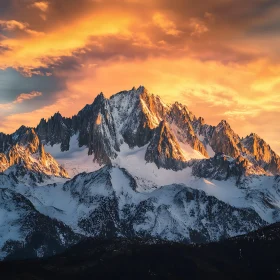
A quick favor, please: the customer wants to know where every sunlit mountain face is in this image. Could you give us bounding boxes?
[0,0,279,154]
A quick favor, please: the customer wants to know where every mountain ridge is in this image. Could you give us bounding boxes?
[35,85,280,175]
[1,85,279,175]
[0,85,280,260]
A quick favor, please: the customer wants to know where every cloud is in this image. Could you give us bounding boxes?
[189,18,209,37]
[31,1,49,12]
[204,12,215,22]
[12,66,50,77]
[0,0,278,75]
[0,19,28,31]
[153,13,181,36]
[223,108,261,121]
[0,20,44,36]
[0,43,11,53]
[15,91,42,103]
[0,91,42,111]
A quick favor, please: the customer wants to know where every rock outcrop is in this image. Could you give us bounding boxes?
[36,112,73,152]
[192,153,267,182]
[242,133,280,174]
[0,127,68,179]
[208,120,245,158]
[145,121,187,170]
[168,103,209,157]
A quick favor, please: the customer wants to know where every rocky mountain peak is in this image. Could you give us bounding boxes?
[168,103,208,158]
[19,128,40,153]
[145,121,187,170]
[3,85,280,176]
[172,102,194,119]
[137,85,148,94]
[0,126,69,179]
[249,132,260,139]
[197,117,205,125]
[209,120,243,158]
[36,110,73,151]
[51,112,64,122]
[95,92,106,103]
[217,119,231,130]
[242,133,280,174]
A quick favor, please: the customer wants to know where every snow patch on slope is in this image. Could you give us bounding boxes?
[44,134,102,177]
[170,123,205,161]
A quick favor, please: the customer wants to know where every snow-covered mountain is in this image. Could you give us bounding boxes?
[36,86,280,175]
[37,86,208,170]
[0,187,81,260]
[1,85,280,260]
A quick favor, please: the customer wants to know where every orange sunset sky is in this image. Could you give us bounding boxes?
[0,0,279,153]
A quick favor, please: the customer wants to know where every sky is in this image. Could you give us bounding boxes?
[0,0,279,153]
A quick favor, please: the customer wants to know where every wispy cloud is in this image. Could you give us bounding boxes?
[31,1,49,12]
[153,13,181,36]
[189,18,209,37]
[0,20,44,36]
[0,91,42,111]
[15,91,42,103]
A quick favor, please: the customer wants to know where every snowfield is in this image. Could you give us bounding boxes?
[45,134,103,177]
[41,138,280,225]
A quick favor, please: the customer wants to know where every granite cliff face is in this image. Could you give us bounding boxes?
[168,102,209,157]
[208,120,245,158]
[75,93,119,164]
[37,112,72,152]
[145,121,188,170]
[192,153,267,182]
[242,133,280,174]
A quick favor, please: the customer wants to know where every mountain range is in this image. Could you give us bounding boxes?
[0,85,280,260]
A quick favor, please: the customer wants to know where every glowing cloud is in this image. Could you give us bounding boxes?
[153,13,181,36]
[0,91,43,111]
[15,91,43,103]
[31,1,49,12]
[0,20,44,36]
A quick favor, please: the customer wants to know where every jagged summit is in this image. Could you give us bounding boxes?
[219,119,230,126]
[109,85,148,99]
[1,86,280,261]
[2,85,280,175]
[242,133,280,174]
[0,126,68,179]
[249,132,261,138]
